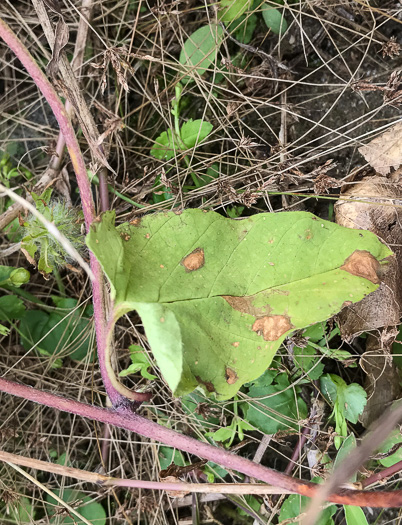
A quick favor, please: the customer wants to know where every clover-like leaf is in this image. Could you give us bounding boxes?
[219,0,251,23]
[181,119,213,148]
[150,129,177,160]
[261,4,288,35]
[87,209,391,400]
[179,24,224,78]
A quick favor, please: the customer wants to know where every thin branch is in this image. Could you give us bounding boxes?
[0,450,293,495]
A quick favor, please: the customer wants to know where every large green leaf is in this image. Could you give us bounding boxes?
[20,297,94,361]
[87,209,391,400]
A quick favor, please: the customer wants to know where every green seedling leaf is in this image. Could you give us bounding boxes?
[199,163,220,187]
[206,417,254,446]
[158,446,186,470]
[237,495,262,517]
[150,129,177,160]
[226,205,245,218]
[219,0,251,22]
[293,346,324,381]
[180,24,224,78]
[20,297,93,361]
[344,505,369,525]
[246,367,279,387]
[203,461,229,482]
[0,323,9,335]
[5,496,35,524]
[279,492,336,525]
[46,489,106,525]
[232,13,258,44]
[243,381,307,434]
[261,4,288,35]
[119,344,157,380]
[0,295,26,321]
[320,374,367,448]
[180,119,213,148]
[87,209,390,400]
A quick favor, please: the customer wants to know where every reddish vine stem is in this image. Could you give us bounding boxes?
[362,460,402,489]
[0,16,146,404]
[1,376,402,508]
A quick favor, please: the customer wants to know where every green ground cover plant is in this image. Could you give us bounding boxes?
[1,1,402,524]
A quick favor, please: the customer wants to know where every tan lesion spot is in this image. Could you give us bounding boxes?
[340,250,381,284]
[252,315,293,341]
[223,295,271,317]
[182,248,205,272]
[225,367,238,385]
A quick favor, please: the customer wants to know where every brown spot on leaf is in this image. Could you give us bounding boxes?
[252,315,293,341]
[223,295,271,317]
[120,232,131,241]
[182,248,205,272]
[225,367,238,385]
[145,233,150,239]
[129,218,141,226]
[232,341,240,347]
[340,250,381,284]
[195,376,215,392]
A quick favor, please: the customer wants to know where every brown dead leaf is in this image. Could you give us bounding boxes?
[359,121,402,175]
[47,17,69,78]
[335,176,402,428]
[335,176,402,337]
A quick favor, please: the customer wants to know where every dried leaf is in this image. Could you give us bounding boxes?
[359,122,402,175]
[47,17,69,78]
[335,176,402,337]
